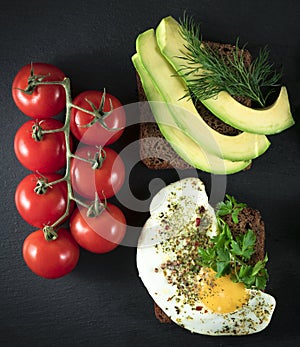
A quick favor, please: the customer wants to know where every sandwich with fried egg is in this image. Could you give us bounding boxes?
[136,178,275,336]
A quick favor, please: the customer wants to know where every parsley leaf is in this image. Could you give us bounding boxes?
[216,194,247,224]
[231,229,256,260]
[197,197,269,291]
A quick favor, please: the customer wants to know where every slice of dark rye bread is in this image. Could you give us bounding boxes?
[153,206,266,324]
[136,41,252,170]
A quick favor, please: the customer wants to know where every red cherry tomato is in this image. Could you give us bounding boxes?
[70,146,125,200]
[12,62,66,118]
[14,118,72,173]
[15,173,73,228]
[70,90,126,146]
[23,228,80,279]
[70,203,126,253]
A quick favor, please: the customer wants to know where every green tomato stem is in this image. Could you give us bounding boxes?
[35,78,84,236]
[40,127,66,134]
[70,103,96,117]
[34,77,110,240]
[69,153,96,165]
[70,196,91,209]
[39,78,74,230]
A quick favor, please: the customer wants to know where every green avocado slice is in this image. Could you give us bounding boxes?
[132,53,251,174]
[156,16,294,135]
[136,28,270,162]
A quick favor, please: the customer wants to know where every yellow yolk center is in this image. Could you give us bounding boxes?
[198,268,249,314]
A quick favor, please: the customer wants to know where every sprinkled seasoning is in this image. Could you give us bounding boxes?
[155,197,214,307]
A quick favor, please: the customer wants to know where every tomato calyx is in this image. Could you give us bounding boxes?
[77,89,121,131]
[71,146,107,170]
[86,193,108,218]
[31,120,65,142]
[31,120,45,141]
[33,174,66,195]
[91,147,106,169]
[17,62,51,95]
[43,225,58,241]
[34,176,52,194]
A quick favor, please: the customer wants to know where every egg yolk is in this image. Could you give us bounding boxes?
[198,268,249,314]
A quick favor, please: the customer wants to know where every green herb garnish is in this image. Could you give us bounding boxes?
[216,194,247,224]
[178,15,282,107]
[197,196,269,290]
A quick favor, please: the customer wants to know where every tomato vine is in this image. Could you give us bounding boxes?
[13,62,127,278]
[20,68,117,241]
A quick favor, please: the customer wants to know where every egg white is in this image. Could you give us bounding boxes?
[136,177,276,336]
[139,177,216,249]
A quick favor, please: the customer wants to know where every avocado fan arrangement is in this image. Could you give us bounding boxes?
[132,16,294,174]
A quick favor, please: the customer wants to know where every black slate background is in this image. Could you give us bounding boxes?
[1,0,300,346]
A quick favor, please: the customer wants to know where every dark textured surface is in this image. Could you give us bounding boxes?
[1,1,300,346]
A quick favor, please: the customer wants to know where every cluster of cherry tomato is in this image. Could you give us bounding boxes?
[12,62,127,279]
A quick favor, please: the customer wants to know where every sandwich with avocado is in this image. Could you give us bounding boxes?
[132,15,294,174]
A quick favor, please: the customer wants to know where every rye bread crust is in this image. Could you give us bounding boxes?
[153,206,266,323]
[138,84,192,170]
[137,41,252,170]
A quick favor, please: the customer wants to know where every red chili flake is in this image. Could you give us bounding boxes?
[196,306,203,311]
[204,310,208,313]
[194,241,199,247]
[195,218,201,227]
[165,225,170,230]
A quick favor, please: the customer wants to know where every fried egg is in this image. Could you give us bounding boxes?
[136,177,276,336]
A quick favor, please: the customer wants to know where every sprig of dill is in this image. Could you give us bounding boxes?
[178,15,282,107]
